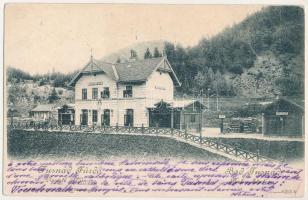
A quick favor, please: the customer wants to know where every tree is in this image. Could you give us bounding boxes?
[144,48,153,59]
[48,88,59,103]
[7,66,32,82]
[194,72,206,91]
[153,47,162,58]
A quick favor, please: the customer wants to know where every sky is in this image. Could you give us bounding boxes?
[4,4,263,74]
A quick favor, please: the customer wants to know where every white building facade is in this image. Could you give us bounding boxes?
[68,56,181,127]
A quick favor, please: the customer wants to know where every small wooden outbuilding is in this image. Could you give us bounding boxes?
[29,104,58,122]
[262,97,304,137]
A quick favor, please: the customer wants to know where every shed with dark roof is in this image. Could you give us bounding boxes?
[262,97,304,137]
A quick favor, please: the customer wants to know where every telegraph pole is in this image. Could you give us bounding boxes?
[207,88,211,111]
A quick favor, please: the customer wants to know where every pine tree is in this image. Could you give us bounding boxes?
[144,48,153,59]
[48,88,59,103]
[153,47,162,58]
[194,72,206,91]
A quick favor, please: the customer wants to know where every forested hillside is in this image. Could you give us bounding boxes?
[164,6,304,97]
[7,6,304,99]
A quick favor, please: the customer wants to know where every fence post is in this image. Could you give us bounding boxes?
[257,149,260,162]
[171,127,173,136]
[103,123,106,132]
[129,124,131,133]
[70,123,72,131]
[93,124,95,131]
[235,146,238,157]
[142,124,144,134]
[116,123,118,132]
[156,123,158,135]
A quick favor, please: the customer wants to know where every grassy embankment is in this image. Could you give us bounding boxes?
[8,130,230,161]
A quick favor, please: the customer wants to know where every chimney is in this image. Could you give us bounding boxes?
[130,49,137,61]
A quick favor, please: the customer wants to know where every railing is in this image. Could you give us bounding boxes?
[8,122,278,163]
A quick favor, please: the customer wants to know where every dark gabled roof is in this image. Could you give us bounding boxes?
[30,104,57,112]
[115,58,164,82]
[263,97,304,114]
[149,99,207,109]
[68,57,181,87]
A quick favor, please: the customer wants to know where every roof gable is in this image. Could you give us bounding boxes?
[263,97,304,114]
[31,104,57,112]
[83,60,102,72]
[68,56,181,87]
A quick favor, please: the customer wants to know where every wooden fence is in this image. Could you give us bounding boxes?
[9,121,278,163]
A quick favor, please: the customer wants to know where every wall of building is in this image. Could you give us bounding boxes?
[263,113,304,136]
[31,110,58,122]
[32,112,50,121]
[146,70,174,102]
[74,67,175,127]
[75,73,117,100]
[117,83,147,99]
[74,98,149,127]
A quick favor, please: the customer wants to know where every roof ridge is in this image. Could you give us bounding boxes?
[109,56,164,65]
[280,97,304,110]
[112,65,119,80]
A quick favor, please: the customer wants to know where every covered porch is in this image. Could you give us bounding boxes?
[57,104,75,125]
[148,100,206,132]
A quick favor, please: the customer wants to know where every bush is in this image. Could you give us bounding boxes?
[229,64,244,74]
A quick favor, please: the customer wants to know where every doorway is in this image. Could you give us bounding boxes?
[81,109,88,125]
[124,109,134,127]
[102,109,110,126]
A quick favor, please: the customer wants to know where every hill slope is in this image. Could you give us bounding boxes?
[101,40,165,63]
[164,6,304,97]
[6,6,304,107]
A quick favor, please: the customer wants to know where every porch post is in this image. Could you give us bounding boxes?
[179,110,182,130]
[199,111,202,134]
[171,109,174,129]
[302,114,304,137]
[261,113,265,136]
[183,111,185,130]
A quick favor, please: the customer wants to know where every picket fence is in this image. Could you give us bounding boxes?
[9,122,279,163]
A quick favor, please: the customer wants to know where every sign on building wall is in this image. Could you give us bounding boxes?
[88,81,104,86]
[276,112,289,116]
[218,115,226,119]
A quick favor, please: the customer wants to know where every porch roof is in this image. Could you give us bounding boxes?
[56,103,75,110]
[148,99,206,109]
